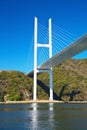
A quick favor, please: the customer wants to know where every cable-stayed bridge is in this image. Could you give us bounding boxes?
[31,17,87,101]
[38,34,87,70]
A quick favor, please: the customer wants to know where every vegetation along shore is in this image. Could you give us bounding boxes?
[0,58,87,102]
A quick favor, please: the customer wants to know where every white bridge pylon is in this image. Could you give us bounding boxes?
[33,17,53,100]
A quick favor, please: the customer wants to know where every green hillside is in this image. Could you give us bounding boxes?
[37,59,87,101]
[0,71,33,102]
[0,58,87,102]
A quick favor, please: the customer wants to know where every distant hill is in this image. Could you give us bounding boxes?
[0,58,87,102]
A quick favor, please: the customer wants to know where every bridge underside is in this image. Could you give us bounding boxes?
[38,34,87,70]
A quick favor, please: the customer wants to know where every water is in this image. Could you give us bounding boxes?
[0,103,87,130]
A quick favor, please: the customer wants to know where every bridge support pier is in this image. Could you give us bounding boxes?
[33,17,53,101]
[33,17,38,100]
[49,69,53,100]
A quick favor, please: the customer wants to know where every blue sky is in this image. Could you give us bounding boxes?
[0,0,87,73]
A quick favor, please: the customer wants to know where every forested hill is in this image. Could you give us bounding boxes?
[0,58,87,102]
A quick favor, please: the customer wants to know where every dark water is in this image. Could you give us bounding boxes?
[0,103,87,130]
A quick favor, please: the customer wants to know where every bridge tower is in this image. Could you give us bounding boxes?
[33,17,53,100]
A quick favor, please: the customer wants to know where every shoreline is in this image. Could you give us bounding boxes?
[0,100,64,104]
[0,100,87,104]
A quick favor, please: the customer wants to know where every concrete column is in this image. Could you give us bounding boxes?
[33,17,38,100]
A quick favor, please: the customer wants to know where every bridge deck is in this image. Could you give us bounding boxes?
[38,34,87,70]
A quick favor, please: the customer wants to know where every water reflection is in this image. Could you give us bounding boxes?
[49,103,54,111]
[32,103,37,111]
[48,103,55,129]
[30,103,55,129]
[31,103,38,129]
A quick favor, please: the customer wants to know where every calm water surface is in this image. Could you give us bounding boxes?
[0,103,87,130]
